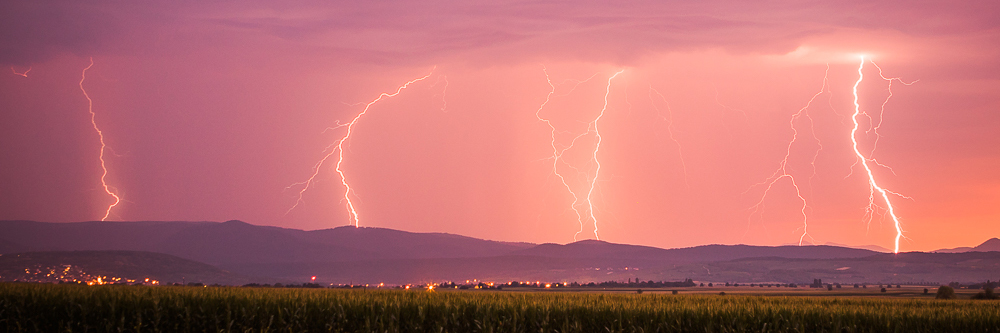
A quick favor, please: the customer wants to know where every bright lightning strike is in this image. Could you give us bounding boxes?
[287,71,434,227]
[535,68,586,240]
[746,66,830,245]
[535,68,595,242]
[584,70,625,240]
[11,66,31,77]
[851,56,909,254]
[535,69,623,241]
[79,58,121,221]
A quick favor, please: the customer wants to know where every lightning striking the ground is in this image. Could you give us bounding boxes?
[746,66,830,245]
[535,69,623,241]
[11,66,31,77]
[851,56,909,254]
[287,71,435,227]
[535,68,594,241]
[79,58,121,221]
[584,70,625,240]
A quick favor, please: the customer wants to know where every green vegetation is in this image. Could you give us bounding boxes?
[1,283,999,332]
[937,285,957,299]
[972,288,1000,300]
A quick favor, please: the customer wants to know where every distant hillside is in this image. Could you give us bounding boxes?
[514,240,879,263]
[822,242,891,253]
[227,240,882,285]
[228,251,1000,285]
[0,220,534,265]
[2,221,995,285]
[0,238,22,254]
[935,238,1000,253]
[0,251,245,285]
[659,251,1000,284]
[226,256,602,285]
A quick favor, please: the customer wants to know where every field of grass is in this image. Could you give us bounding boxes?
[1,283,998,332]
[513,285,983,299]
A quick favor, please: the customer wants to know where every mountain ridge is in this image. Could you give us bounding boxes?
[2,220,997,284]
[0,220,535,265]
[0,220,888,265]
[512,240,879,263]
[934,238,1000,253]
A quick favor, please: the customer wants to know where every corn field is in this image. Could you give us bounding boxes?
[1,283,998,332]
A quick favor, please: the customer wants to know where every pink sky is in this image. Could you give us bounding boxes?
[2,1,998,252]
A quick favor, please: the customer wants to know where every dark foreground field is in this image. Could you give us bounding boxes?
[1,283,998,332]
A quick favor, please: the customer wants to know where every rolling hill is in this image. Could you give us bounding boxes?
[0,251,245,285]
[514,240,879,262]
[935,238,1000,253]
[1,220,996,285]
[0,220,533,265]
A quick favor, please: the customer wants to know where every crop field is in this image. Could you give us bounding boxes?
[1,283,998,332]
[503,285,951,298]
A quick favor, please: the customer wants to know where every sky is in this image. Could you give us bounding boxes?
[1,1,998,252]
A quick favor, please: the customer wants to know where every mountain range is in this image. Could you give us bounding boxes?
[0,220,997,285]
[933,238,1000,253]
[0,220,533,265]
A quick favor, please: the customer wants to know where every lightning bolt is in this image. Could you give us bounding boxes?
[584,70,625,240]
[713,90,750,133]
[536,69,623,241]
[432,75,449,112]
[535,68,595,241]
[287,71,434,227]
[11,66,31,77]
[79,58,121,221]
[851,56,909,254]
[863,60,918,168]
[648,87,689,186]
[746,65,830,245]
